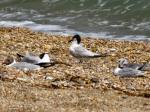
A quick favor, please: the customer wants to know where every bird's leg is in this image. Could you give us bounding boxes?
[79,58,87,63]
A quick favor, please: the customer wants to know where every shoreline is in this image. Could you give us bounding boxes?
[0,27,150,112]
[1,26,150,42]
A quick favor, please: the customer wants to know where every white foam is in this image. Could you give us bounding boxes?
[0,21,34,27]
[0,20,148,41]
[0,20,67,32]
[0,20,112,38]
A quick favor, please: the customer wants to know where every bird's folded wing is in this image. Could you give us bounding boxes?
[75,46,98,57]
[121,68,144,76]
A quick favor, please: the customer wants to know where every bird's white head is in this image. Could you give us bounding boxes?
[118,58,129,68]
[2,56,16,66]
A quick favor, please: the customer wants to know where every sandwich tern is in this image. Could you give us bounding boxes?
[17,52,51,64]
[17,52,71,67]
[69,34,107,61]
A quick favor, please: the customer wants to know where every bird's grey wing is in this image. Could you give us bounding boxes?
[74,46,98,57]
[127,63,143,69]
[127,63,149,70]
[21,55,40,64]
[120,68,144,77]
[13,62,41,70]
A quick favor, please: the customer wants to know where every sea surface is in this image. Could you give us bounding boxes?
[0,0,150,40]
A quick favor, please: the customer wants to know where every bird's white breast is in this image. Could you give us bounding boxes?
[114,67,121,74]
[69,41,79,52]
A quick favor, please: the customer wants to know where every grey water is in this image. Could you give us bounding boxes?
[0,0,150,40]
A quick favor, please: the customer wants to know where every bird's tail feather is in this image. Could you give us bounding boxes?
[138,62,148,70]
[93,53,108,58]
[35,62,55,68]
[36,60,71,68]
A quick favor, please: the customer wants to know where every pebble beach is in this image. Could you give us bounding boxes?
[0,27,150,112]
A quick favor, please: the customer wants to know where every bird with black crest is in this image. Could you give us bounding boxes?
[68,34,107,63]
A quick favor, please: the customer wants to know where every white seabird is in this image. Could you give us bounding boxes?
[114,59,145,77]
[17,52,51,64]
[3,57,43,71]
[69,34,107,61]
[17,52,70,67]
[118,58,147,70]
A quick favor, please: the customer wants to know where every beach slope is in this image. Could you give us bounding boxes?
[0,27,150,112]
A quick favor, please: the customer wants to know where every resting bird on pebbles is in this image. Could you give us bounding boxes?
[17,52,51,64]
[17,52,71,67]
[69,34,107,62]
[114,59,145,77]
[118,58,148,71]
[2,56,43,71]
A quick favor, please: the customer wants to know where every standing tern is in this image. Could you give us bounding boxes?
[69,34,107,61]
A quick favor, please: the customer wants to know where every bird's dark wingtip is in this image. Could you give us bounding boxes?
[17,53,24,57]
[36,62,55,68]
